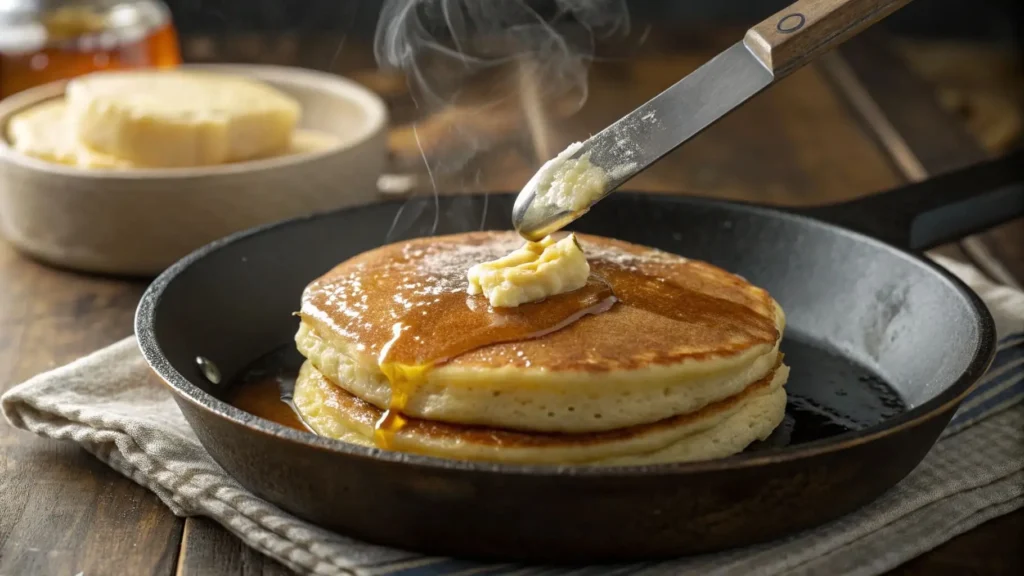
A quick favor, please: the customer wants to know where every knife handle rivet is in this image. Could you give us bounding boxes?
[777,13,806,34]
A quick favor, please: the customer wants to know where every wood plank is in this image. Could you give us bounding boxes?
[890,512,1024,576]
[175,510,1023,576]
[177,518,292,576]
[0,242,183,576]
[895,39,1023,154]
[382,40,905,205]
[829,30,1023,285]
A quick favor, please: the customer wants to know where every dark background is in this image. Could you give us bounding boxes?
[163,0,1023,42]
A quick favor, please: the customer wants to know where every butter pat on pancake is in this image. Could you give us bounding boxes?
[297,231,785,433]
[467,233,590,307]
[294,360,788,465]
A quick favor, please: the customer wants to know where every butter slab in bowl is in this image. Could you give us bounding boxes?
[0,64,388,276]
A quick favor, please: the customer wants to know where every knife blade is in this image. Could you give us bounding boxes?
[513,0,915,240]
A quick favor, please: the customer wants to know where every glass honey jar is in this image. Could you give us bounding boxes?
[0,0,182,99]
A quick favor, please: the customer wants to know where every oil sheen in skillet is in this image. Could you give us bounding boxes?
[226,337,907,450]
[295,232,780,447]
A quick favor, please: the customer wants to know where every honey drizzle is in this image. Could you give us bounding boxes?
[593,263,778,337]
[372,277,617,447]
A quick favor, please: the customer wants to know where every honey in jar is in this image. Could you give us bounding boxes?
[0,0,182,99]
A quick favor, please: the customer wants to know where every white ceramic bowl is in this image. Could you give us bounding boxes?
[0,64,389,276]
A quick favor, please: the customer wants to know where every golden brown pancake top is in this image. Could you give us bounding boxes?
[300,231,780,371]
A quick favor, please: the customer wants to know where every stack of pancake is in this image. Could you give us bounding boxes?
[293,231,788,466]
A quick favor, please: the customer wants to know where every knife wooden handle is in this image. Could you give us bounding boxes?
[744,0,913,77]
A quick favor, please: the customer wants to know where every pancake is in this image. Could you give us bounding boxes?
[297,231,785,433]
[294,359,789,465]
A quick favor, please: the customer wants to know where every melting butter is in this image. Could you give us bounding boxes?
[530,141,609,214]
[467,233,590,308]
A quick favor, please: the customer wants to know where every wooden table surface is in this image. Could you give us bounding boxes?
[0,30,1021,575]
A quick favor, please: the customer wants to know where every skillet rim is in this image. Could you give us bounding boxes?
[135,192,997,477]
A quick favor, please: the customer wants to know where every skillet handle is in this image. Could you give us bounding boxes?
[805,147,1024,251]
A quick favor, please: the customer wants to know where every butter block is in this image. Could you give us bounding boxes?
[65,70,301,168]
[6,99,132,169]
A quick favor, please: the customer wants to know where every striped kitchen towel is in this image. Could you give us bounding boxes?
[3,255,1023,576]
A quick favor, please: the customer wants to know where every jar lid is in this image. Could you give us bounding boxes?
[0,0,169,53]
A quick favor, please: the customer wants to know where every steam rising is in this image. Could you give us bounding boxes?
[374,0,631,240]
[376,0,629,109]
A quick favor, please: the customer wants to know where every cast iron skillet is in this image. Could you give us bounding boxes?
[136,149,1023,562]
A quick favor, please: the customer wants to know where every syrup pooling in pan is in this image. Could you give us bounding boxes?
[226,353,310,433]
